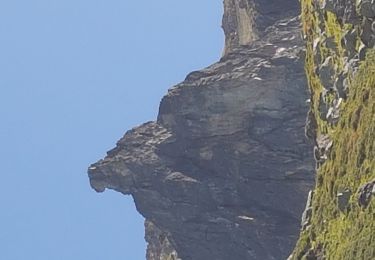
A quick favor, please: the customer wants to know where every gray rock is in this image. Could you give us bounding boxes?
[313,37,322,65]
[358,180,375,208]
[301,190,314,230]
[323,36,337,50]
[145,220,181,260]
[222,0,299,55]
[305,110,318,141]
[359,0,375,18]
[345,57,361,75]
[88,1,314,260]
[321,0,335,13]
[359,43,368,60]
[342,29,357,59]
[361,18,375,47]
[334,72,348,99]
[326,98,342,125]
[314,134,333,166]
[318,91,330,121]
[343,1,358,24]
[337,189,351,212]
[318,57,335,90]
[321,0,357,24]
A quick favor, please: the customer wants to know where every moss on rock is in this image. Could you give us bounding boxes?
[292,0,375,259]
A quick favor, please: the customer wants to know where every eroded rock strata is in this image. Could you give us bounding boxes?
[88,1,315,259]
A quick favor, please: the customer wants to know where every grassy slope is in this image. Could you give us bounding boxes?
[293,0,375,259]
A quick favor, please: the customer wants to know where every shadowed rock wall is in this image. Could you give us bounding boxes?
[88,1,314,259]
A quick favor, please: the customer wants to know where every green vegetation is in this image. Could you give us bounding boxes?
[293,0,375,259]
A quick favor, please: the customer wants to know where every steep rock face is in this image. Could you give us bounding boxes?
[222,0,301,55]
[291,0,375,259]
[88,1,314,259]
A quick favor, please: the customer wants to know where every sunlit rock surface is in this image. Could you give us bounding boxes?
[291,0,375,259]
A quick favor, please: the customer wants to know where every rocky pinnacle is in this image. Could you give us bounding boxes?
[88,1,314,259]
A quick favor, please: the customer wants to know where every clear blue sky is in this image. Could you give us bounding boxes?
[0,1,222,259]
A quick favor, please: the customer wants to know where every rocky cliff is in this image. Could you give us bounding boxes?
[290,0,375,259]
[88,1,316,259]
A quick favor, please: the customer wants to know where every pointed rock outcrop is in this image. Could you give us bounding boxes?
[88,1,314,259]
